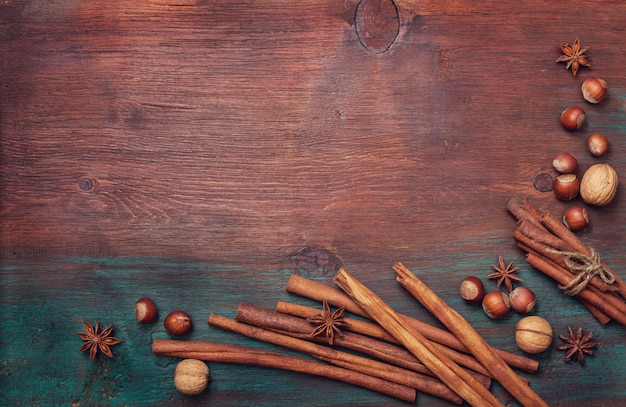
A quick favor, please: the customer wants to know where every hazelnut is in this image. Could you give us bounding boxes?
[164,310,193,336]
[552,152,578,174]
[581,77,607,104]
[553,173,580,201]
[459,276,485,304]
[482,291,510,319]
[135,297,159,324]
[509,287,536,314]
[515,316,553,354]
[587,133,609,157]
[580,163,619,206]
[174,359,210,395]
[563,206,590,231]
[560,106,586,131]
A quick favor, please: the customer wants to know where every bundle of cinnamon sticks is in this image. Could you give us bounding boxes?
[507,196,626,325]
[153,267,546,405]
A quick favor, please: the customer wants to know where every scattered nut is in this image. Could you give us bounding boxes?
[587,133,609,157]
[552,152,578,174]
[515,316,553,354]
[580,163,619,206]
[482,291,510,319]
[563,206,590,231]
[174,359,210,395]
[135,297,159,324]
[581,77,607,104]
[459,276,485,304]
[560,106,586,131]
[509,287,536,314]
[553,173,580,201]
[164,310,193,336]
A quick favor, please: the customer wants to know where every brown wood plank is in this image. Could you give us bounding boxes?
[1,0,626,405]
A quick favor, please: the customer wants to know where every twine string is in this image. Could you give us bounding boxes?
[547,247,615,296]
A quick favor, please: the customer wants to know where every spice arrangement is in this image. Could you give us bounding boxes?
[458,257,538,322]
[498,40,622,331]
[507,196,626,326]
[73,37,623,406]
[150,269,548,405]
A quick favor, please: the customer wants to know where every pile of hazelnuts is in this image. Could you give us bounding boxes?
[459,276,535,318]
[134,297,194,336]
[459,275,553,354]
[135,298,209,395]
[554,77,616,231]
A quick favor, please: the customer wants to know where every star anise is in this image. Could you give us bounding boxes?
[77,320,121,360]
[488,256,522,292]
[556,38,590,76]
[307,301,350,345]
[558,326,597,365]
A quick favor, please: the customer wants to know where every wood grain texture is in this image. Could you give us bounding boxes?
[1,0,626,405]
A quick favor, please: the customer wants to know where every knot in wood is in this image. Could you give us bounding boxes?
[355,0,400,53]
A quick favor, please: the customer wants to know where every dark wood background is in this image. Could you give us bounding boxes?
[1,0,625,405]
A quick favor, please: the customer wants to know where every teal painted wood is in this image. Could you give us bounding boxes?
[2,256,626,406]
[2,0,626,406]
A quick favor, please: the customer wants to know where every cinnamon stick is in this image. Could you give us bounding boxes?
[208,312,463,403]
[513,227,617,294]
[286,274,539,373]
[539,210,626,300]
[509,196,626,299]
[394,262,549,407]
[319,355,462,404]
[516,240,612,325]
[235,302,430,377]
[276,300,397,343]
[508,197,624,324]
[515,219,569,252]
[532,247,626,318]
[513,228,569,269]
[526,253,626,325]
[152,338,416,403]
[240,301,493,384]
[505,196,548,231]
[270,303,491,380]
[334,268,504,407]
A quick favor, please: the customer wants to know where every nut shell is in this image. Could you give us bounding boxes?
[581,78,607,104]
[515,316,553,354]
[562,206,590,231]
[509,287,536,314]
[460,276,485,303]
[174,359,210,395]
[587,133,609,157]
[560,106,586,131]
[552,152,578,174]
[164,310,193,336]
[482,291,510,319]
[580,163,619,206]
[553,173,580,201]
[135,297,158,324]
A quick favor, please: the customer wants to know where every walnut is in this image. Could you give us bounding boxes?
[515,316,553,354]
[580,163,618,206]
[174,359,210,396]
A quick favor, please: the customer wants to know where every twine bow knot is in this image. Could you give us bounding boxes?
[548,247,615,296]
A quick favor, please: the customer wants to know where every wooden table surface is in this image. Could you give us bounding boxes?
[2,1,625,405]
